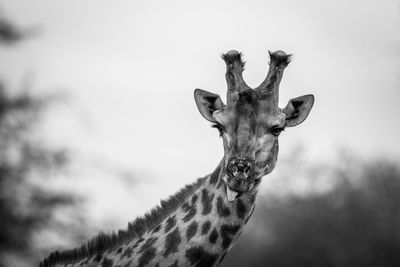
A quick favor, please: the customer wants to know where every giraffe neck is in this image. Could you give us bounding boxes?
[54,160,258,267]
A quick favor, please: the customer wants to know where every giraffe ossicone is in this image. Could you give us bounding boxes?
[40,49,314,267]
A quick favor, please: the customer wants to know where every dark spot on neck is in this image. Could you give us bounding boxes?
[185,246,218,267]
[164,216,177,233]
[151,224,161,234]
[216,196,231,217]
[220,224,241,250]
[201,189,214,215]
[182,198,197,222]
[139,237,157,253]
[120,246,134,260]
[201,221,211,235]
[186,221,198,242]
[191,194,198,204]
[101,258,113,267]
[209,165,221,185]
[164,227,181,257]
[94,254,103,262]
[236,199,247,219]
[209,228,219,244]
[138,246,156,267]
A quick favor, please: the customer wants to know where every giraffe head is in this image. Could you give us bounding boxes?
[194,50,314,201]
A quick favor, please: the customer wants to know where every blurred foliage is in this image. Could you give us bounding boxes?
[222,159,400,267]
[0,13,81,267]
[0,10,36,45]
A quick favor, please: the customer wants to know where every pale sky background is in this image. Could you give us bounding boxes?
[1,0,400,244]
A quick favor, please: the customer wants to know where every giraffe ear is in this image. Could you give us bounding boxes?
[194,89,225,122]
[283,94,314,127]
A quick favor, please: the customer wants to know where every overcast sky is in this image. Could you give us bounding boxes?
[1,0,400,234]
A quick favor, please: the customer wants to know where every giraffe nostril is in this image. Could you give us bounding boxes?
[244,162,252,174]
[228,161,238,174]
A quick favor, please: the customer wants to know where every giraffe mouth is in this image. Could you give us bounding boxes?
[224,176,257,202]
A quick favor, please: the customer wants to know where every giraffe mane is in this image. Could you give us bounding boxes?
[40,176,208,267]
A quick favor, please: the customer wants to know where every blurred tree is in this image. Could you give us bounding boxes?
[0,9,36,45]
[0,12,81,267]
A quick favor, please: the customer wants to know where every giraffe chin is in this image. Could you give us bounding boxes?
[225,176,256,202]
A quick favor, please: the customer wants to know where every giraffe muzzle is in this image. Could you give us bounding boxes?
[225,158,256,201]
[227,158,253,179]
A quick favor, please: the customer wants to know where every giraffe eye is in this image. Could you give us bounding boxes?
[270,127,284,136]
[211,124,225,137]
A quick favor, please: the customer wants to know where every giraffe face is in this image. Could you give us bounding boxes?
[195,88,313,200]
[194,49,314,201]
[213,90,284,184]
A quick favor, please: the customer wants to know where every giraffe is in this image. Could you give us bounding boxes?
[40,49,314,267]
